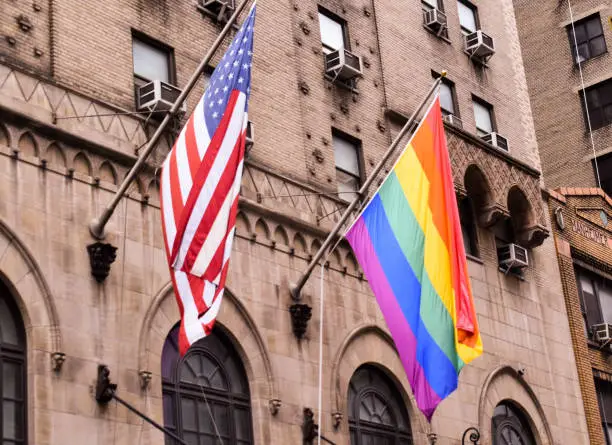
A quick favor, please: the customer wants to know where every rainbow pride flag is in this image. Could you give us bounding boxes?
[345,96,483,420]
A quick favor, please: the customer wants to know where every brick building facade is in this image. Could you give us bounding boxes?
[546,188,612,445]
[514,0,612,194]
[0,0,591,444]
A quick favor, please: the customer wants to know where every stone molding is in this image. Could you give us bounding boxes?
[0,218,62,353]
[477,365,554,445]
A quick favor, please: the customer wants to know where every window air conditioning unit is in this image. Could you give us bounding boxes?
[592,323,612,347]
[482,132,508,151]
[443,114,463,129]
[245,120,254,154]
[423,8,447,34]
[497,243,528,270]
[465,30,495,62]
[137,80,187,114]
[325,48,363,83]
[197,0,235,24]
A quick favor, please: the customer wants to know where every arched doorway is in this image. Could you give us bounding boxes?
[492,401,536,445]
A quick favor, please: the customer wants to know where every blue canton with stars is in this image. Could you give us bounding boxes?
[203,5,255,138]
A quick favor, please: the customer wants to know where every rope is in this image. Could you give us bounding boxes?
[316,254,328,445]
[567,0,601,188]
[198,381,225,445]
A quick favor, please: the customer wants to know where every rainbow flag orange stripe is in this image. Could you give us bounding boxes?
[345,96,483,420]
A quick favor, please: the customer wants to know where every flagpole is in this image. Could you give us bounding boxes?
[88,0,254,239]
[290,72,445,300]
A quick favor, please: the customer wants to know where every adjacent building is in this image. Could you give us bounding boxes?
[0,1,591,444]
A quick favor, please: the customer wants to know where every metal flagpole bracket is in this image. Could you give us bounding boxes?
[461,427,481,444]
[290,72,446,301]
[88,0,253,240]
[95,365,188,445]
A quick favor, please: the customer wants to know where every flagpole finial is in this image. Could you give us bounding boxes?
[440,70,447,78]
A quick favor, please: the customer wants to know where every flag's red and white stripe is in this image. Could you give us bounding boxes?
[160,90,248,356]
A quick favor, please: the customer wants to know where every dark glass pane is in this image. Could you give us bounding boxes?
[591,109,605,130]
[163,393,175,428]
[586,17,603,38]
[604,105,612,125]
[183,432,199,445]
[161,328,179,382]
[587,89,600,108]
[181,354,202,385]
[235,409,251,440]
[181,398,198,432]
[2,362,21,399]
[602,84,612,106]
[0,299,19,346]
[2,400,23,440]
[198,401,213,434]
[213,405,230,435]
[577,43,590,61]
[203,357,227,391]
[591,36,606,58]
[573,23,587,43]
[224,356,247,395]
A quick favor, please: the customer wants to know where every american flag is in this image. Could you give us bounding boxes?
[160,5,256,356]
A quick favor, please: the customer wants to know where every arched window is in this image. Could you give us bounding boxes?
[0,285,27,445]
[161,324,253,445]
[492,402,536,445]
[348,365,413,445]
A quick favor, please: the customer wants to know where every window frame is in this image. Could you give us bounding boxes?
[422,0,444,12]
[575,265,612,337]
[581,78,612,131]
[317,7,350,54]
[567,14,607,64]
[596,377,612,445]
[433,71,459,117]
[131,30,177,87]
[332,129,364,201]
[0,289,27,445]
[594,154,612,198]
[457,0,480,35]
[472,95,497,136]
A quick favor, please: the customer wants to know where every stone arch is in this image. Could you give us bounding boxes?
[330,324,428,441]
[72,152,92,176]
[0,219,62,354]
[97,161,117,185]
[345,251,359,274]
[235,211,251,236]
[254,218,270,241]
[507,185,541,247]
[143,178,157,202]
[311,238,322,257]
[293,232,307,254]
[330,248,342,269]
[273,224,289,246]
[0,122,10,148]
[137,282,277,443]
[43,142,67,169]
[18,131,38,158]
[478,365,553,445]
[464,164,499,228]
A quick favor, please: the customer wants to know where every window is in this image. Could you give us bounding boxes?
[422,0,443,11]
[457,0,478,34]
[595,154,612,198]
[459,197,478,257]
[568,14,607,63]
[472,97,495,136]
[582,78,612,130]
[492,402,535,445]
[132,33,175,88]
[348,366,413,445]
[333,130,362,201]
[0,287,27,445]
[576,266,612,336]
[596,378,612,445]
[318,8,347,54]
[162,324,253,445]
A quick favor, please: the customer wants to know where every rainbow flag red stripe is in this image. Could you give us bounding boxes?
[345,96,483,420]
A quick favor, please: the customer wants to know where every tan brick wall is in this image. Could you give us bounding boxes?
[514,0,612,190]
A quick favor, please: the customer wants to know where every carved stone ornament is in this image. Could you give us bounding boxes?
[312,148,324,163]
[290,303,312,339]
[51,352,66,372]
[139,370,153,389]
[478,203,510,228]
[269,398,282,415]
[332,411,343,429]
[300,21,311,35]
[87,242,118,283]
[516,223,549,248]
[299,81,310,95]
[17,15,33,32]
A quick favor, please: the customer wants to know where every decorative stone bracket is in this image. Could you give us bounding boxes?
[478,203,510,228]
[516,223,549,249]
[87,242,117,283]
[268,398,281,416]
[290,303,312,339]
[51,352,66,372]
